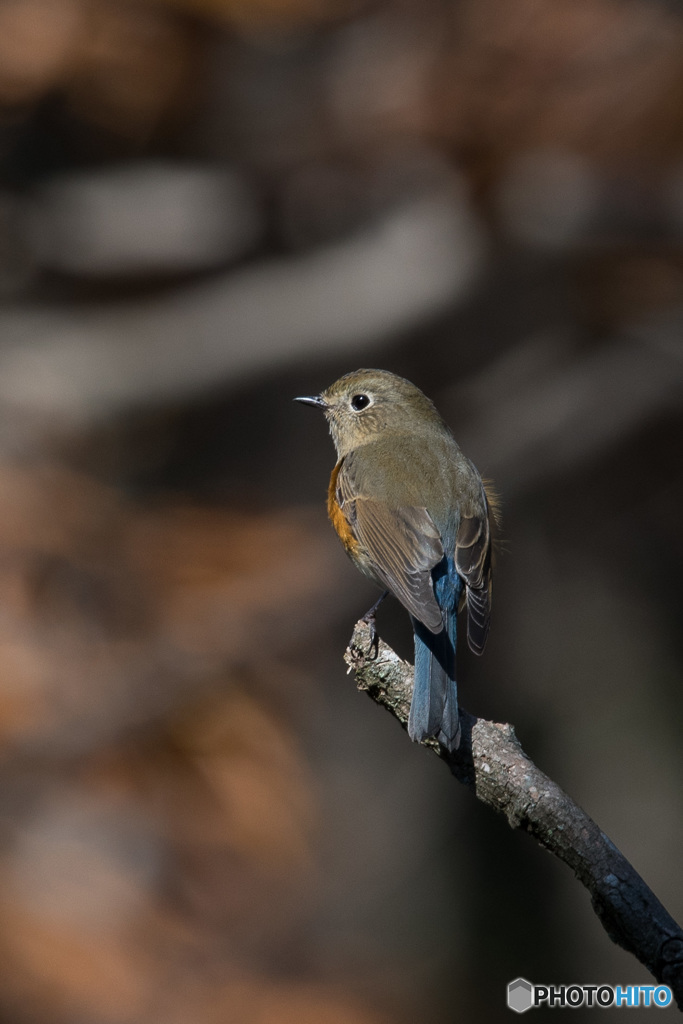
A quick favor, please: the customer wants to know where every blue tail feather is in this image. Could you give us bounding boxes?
[408,560,463,752]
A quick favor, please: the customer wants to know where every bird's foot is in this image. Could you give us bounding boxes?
[360,590,388,659]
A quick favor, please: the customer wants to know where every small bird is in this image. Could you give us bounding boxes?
[295,369,494,751]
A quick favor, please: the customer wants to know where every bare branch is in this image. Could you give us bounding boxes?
[345,620,683,1009]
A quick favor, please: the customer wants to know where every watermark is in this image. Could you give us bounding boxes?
[507,978,673,1013]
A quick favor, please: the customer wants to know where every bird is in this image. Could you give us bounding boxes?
[295,368,495,752]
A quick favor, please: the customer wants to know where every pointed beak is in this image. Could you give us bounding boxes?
[294,395,328,410]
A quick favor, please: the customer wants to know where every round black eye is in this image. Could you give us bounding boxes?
[351,394,370,411]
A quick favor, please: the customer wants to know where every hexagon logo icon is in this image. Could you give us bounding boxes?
[508,978,534,1013]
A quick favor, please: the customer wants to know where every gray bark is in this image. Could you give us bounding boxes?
[345,620,683,1009]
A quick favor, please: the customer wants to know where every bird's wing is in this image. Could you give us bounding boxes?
[336,461,445,633]
[455,496,492,656]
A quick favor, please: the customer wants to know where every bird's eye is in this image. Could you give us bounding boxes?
[350,394,370,411]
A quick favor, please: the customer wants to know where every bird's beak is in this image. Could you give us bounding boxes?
[294,395,328,409]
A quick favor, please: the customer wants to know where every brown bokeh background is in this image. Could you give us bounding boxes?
[0,0,681,1021]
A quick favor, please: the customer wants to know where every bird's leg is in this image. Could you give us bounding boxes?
[360,590,388,658]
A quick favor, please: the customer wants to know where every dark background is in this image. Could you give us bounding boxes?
[0,1,681,1021]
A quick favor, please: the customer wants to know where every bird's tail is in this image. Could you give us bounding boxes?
[408,609,460,751]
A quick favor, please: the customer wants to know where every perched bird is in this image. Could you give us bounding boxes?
[295,369,495,751]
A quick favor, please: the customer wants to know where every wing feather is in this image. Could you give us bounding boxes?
[336,457,444,633]
[455,495,493,656]
[354,499,445,633]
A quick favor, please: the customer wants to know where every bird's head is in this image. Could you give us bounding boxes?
[295,368,443,457]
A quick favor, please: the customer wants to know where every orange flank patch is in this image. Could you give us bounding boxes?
[327,463,358,556]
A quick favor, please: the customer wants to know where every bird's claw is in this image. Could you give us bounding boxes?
[360,590,388,659]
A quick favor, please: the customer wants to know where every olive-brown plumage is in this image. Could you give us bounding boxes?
[296,369,494,750]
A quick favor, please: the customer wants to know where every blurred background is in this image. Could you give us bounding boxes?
[0,0,681,1021]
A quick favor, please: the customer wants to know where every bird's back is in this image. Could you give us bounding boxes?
[345,429,484,545]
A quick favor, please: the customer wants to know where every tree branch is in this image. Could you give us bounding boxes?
[344,620,683,1008]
